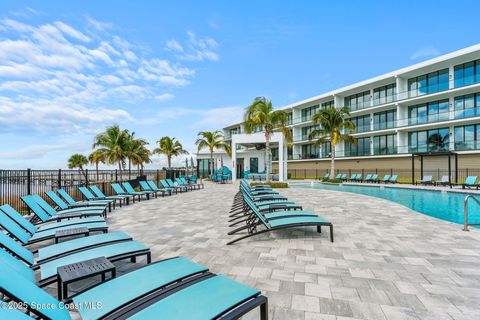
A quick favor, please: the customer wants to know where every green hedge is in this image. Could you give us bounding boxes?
[250,182,289,188]
[322,178,342,184]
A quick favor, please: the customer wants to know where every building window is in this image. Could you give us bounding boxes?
[373,84,396,105]
[408,69,448,97]
[345,137,370,157]
[373,134,397,155]
[454,124,480,151]
[345,91,371,111]
[320,142,331,158]
[301,105,319,122]
[454,93,480,119]
[321,100,334,109]
[286,112,293,125]
[373,110,397,130]
[350,115,370,133]
[301,125,319,140]
[454,59,480,88]
[301,144,318,159]
[408,127,449,153]
[408,99,449,125]
[271,148,279,161]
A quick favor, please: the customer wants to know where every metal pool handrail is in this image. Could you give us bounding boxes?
[463,195,480,231]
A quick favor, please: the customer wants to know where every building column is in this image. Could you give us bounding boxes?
[279,138,285,181]
[232,141,237,181]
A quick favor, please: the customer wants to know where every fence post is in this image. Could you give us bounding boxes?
[115,169,118,183]
[85,169,89,186]
[58,169,62,190]
[390,168,393,175]
[156,169,160,183]
[316,168,318,180]
[304,169,306,179]
[27,168,32,195]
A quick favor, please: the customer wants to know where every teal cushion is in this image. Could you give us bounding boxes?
[45,191,69,210]
[0,211,31,244]
[0,305,36,319]
[0,204,37,234]
[40,241,149,281]
[21,196,51,222]
[74,257,208,320]
[0,263,70,320]
[0,232,34,265]
[265,210,317,220]
[38,231,131,262]
[36,217,105,232]
[268,216,330,228]
[0,248,35,282]
[31,222,107,243]
[128,275,259,320]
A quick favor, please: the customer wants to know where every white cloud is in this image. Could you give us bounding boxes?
[166,39,183,52]
[410,46,440,60]
[0,16,216,135]
[155,93,175,102]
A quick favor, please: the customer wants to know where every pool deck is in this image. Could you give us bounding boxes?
[95,181,480,320]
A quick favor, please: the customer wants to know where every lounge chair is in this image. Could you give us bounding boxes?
[380,175,391,183]
[334,173,343,180]
[22,195,106,223]
[166,179,189,192]
[45,190,109,213]
[175,177,195,191]
[461,176,479,189]
[89,184,131,205]
[78,187,115,210]
[0,230,150,287]
[434,175,451,187]
[322,172,330,180]
[0,204,107,245]
[139,180,163,197]
[0,255,267,320]
[122,182,152,200]
[179,177,203,190]
[57,189,112,210]
[159,179,178,194]
[416,175,433,185]
[147,180,172,196]
[389,175,398,183]
[370,174,379,183]
[227,194,333,245]
[111,183,141,202]
[187,175,204,188]
[348,173,357,181]
[363,174,372,182]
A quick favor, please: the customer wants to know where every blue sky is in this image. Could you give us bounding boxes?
[1,0,479,169]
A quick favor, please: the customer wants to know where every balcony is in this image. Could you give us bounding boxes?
[454,140,480,151]
[373,146,398,155]
[373,120,396,130]
[354,125,372,133]
[343,149,371,157]
[408,142,450,154]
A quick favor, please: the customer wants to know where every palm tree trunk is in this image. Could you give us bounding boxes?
[168,156,172,169]
[128,159,131,178]
[265,129,271,183]
[95,163,99,182]
[118,161,122,180]
[210,150,214,175]
[330,144,335,178]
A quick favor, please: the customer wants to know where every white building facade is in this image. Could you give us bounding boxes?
[197,44,480,180]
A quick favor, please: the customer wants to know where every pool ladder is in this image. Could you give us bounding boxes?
[463,195,480,231]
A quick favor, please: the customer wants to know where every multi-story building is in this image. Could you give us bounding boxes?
[197,44,480,179]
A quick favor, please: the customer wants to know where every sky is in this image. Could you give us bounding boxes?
[1,0,480,169]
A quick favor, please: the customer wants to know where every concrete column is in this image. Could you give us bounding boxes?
[449,125,455,151]
[232,141,237,181]
[279,138,284,181]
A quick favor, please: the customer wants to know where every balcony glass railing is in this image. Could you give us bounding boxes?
[373,146,398,155]
[454,75,480,89]
[373,120,396,130]
[454,140,480,151]
[408,143,450,153]
[354,125,371,133]
[344,149,371,157]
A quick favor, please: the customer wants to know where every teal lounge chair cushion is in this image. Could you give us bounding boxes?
[465,176,478,185]
[0,306,35,319]
[128,275,259,320]
[0,232,34,265]
[36,217,105,232]
[31,222,107,243]
[40,241,149,281]
[0,248,35,282]
[0,263,70,320]
[38,231,131,262]
[73,257,208,320]
[265,210,317,220]
[0,204,37,234]
[0,210,32,244]
[268,216,330,228]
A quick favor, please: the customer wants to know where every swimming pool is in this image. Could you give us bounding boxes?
[292,183,480,226]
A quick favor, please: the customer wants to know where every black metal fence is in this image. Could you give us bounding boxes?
[0,168,186,213]
[275,168,480,184]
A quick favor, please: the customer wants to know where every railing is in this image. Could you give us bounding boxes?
[463,195,480,231]
[0,168,186,212]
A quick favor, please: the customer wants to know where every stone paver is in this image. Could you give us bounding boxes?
[51,181,480,319]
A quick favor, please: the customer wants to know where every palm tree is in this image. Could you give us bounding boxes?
[67,153,88,180]
[153,136,188,169]
[129,137,151,175]
[195,131,231,175]
[88,150,105,182]
[243,96,292,182]
[308,106,356,176]
[93,125,130,176]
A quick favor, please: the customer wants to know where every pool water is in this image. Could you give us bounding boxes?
[292,183,480,226]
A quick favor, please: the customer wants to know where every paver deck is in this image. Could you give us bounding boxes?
[47,182,480,319]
